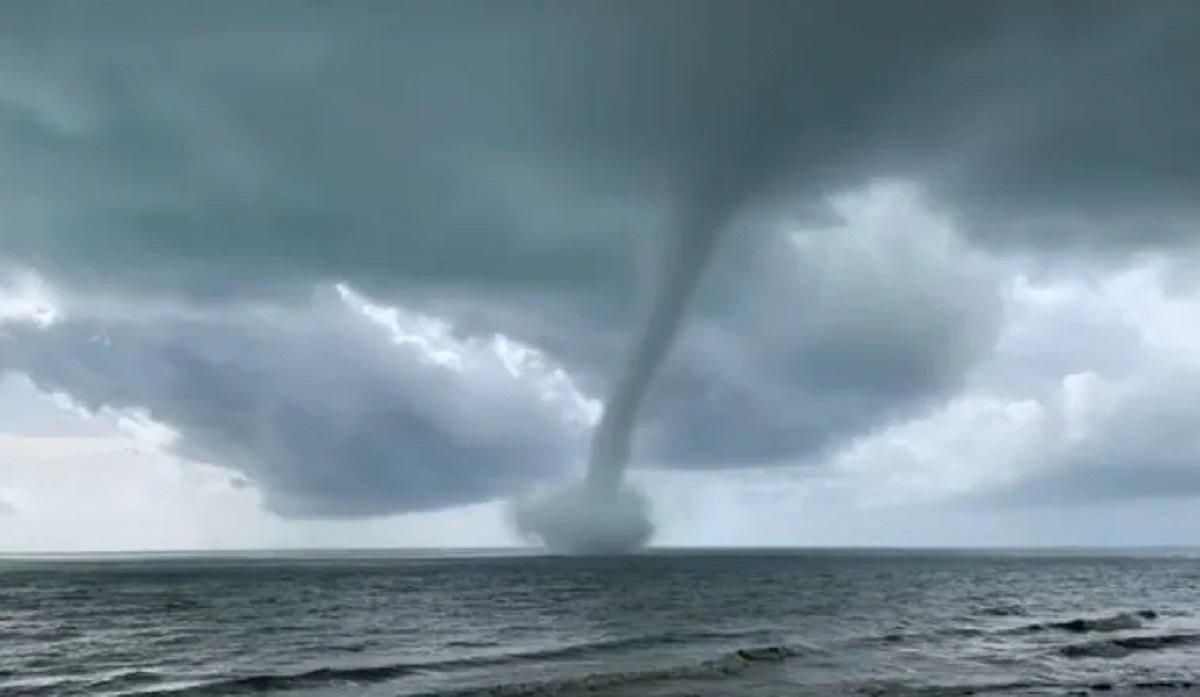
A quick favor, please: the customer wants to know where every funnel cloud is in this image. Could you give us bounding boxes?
[515,198,729,553]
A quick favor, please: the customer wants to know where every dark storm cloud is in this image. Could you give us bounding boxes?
[642,191,1003,466]
[0,191,1002,518]
[1,288,589,517]
[3,0,1195,300]
[2,1,1198,517]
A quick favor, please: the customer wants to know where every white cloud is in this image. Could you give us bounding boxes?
[821,253,1200,514]
[0,271,59,326]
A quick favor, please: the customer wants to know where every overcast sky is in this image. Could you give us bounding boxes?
[3,0,1200,552]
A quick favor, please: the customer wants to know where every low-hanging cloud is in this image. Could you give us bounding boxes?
[3,285,594,517]
[1,185,1002,519]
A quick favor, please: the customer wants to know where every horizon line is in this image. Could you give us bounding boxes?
[3,543,1199,560]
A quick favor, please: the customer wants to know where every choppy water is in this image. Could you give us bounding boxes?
[2,549,1200,696]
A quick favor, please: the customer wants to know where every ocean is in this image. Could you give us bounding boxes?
[2,549,1199,696]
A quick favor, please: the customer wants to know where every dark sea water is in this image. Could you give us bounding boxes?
[2,549,1200,696]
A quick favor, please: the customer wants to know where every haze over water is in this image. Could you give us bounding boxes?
[3,549,1200,696]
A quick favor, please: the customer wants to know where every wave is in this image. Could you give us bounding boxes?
[410,645,799,697]
[976,604,1028,617]
[1126,679,1198,690]
[857,677,1199,695]
[127,632,786,696]
[1017,609,1158,634]
[1060,632,1200,659]
[457,629,769,664]
[867,627,987,646]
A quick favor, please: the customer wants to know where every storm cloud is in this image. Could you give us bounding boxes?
[2,0,1199,522]
[4,2,1197,296]
[2,285,595,517]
